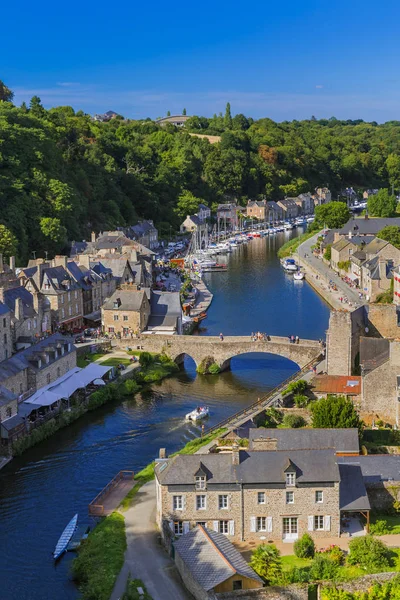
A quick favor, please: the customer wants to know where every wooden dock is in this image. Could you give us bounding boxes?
[88,470,134,516]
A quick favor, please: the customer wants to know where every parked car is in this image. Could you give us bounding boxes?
[74,335,85,344]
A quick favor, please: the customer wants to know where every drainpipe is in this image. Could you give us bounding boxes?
[241,483,245,542]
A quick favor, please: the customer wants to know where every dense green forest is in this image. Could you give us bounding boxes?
[2,83,400,263]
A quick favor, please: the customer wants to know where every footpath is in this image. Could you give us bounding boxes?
[190,277,213,318]
[297,233,366,311]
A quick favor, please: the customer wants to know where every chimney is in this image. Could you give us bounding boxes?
[15,296,23,321]
[348,231,352,240]
[0,287,4,303]
[232,442,240,465]
[379,260,387,281]
[53,255,68,269]
[159,448,166,459]
[91,231,96,243]
[0,254,3,273]
[9,256,16,272]
[78,254,91,269]
[32,290,40,313]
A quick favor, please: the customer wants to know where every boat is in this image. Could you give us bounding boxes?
[53,514,78,560]
[193,311,207,323]
[186,406,210,421]
[294,270,305,280]
[282,258,298,272]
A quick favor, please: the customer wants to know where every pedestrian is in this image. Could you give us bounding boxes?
[295,335,299,344]
[219,332,224,341]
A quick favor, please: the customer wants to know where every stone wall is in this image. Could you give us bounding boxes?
[213,584,308,600]
[368,304,400,339]
[326,308,366,376]
[361,340,400,424]
[0,308,12,362]
[365,481,400,511]
[175,550,210,600]
[322,571,399,595]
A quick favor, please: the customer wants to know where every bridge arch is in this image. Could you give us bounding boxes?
[173,352,199,369]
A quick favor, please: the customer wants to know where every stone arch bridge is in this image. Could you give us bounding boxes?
[133,335,322,372]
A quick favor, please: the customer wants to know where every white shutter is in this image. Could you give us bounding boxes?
[229,520,235,535]
[169,520,174,532]
[267,517,273,533]
[324,515,331,532]
[213,520,219,532]
[183,521,190,534]
[182,496,186,510]
[308,516,314,531]
[250,516,256,533]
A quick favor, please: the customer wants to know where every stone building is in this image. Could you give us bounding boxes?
[180,215,202,233]
[277,199,299,220]
[295,193,315,215]
[127,220,158,250]
[0,302,12,362]
[330,237,367,272]
[0,334,76,400]
[246,200,267,221]
[311,375,361,404]
[313,187,332,205]
[65,260,103,326]
[101,287,151,337]
[174,525,263,599]
[2,286,51,350]
[217,203,238,230]
[155,446,352,544]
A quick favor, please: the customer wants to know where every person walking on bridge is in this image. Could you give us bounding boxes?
[219,332,224,341]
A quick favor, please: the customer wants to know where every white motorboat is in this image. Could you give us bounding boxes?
[282,258,298,272]
[284,222,294,230]
[294,270,305,280]
[199,260,217,268]
[185,406,210,421]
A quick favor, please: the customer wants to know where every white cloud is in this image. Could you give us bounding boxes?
[315,85,324,89]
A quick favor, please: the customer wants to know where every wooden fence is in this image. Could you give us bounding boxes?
[88,470,135,516]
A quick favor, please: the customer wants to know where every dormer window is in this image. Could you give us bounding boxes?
[286,473,296,486]
[195,476,206,490]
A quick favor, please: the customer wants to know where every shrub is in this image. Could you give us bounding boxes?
[285,380,308,395]
[294,533,315,559]
[208,362,221,374]
[347,535,391,570]
[250,544,282,584]
[309,555,338,581]
[318,545,344,565]
[324,244,332,260]
[281,414,306,428]
[284,567,311,584]
[139,351,153,368]
[369,519,390,536]
[266,407,284,424]
[294,394,309,408]
[121,379,141,396]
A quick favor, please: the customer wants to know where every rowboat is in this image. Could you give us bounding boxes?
[186,406,210,421]
[53,514,78,560]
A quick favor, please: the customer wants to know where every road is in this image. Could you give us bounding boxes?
[110,481,192,600]
[298,233,365,309]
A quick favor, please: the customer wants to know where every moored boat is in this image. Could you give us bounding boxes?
[282,258,298,272]
[294,270,305,280]
[53,514,78,560]
[185,406,210,421]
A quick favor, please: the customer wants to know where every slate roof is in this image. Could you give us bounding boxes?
[339,218,400,236]
[364,237,389,255]
[0,385,17,407]
[156,449,340,485]
[0,302,10,316]
[338,455,400,483]
[102,289,146,311]
[248,428,359,453]
[339,463,370,511]
[94,258,131,279]
[174,526,262,591]
[150,290,181,317]
[3,287,37,318]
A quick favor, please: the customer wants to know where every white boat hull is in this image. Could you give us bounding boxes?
[186,407,209,421]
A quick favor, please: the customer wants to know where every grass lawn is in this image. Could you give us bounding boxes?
[123,578,152,600]
[281,555,312,571]
[371,513,400,534]
[77,352,108,368]
[100,357,131,367]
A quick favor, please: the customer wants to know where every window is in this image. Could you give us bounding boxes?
[108,327,114,333]
[314,516,324,531]
[233,581,243,591]
[195,476,206,490]
[57,367,61,378]
[114,314,119,321]
[257,492,265,504]
[61,295,64,304]
[256,517,266,532]
[6,407,12,418]
[75,303,78,314]
[174,521,183,535]
[4,333,7,344]
[61,308,65,319]
[173,496,183,510]
[2,318,5,327]
[315,491,323,503]
[218,495,228,510]
[219,520,229,534]
[68,292,71,301]
[47,373,51,384]
[27,320,31,331]
[74,291,77,299]
[196,522,207,528]
[69,306,72,316]
[286,491,294,504]
[196,495,206,510]
[283,517,298,536]
[286,472,295,486]
[123,315,128,321]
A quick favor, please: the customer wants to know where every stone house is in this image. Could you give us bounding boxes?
[101,287,151,337]
[296,193,315,215]
[128,220,158,250]
[363,238,400,263]
[19,258,83,332]
[174,525,263,599]
[360,257,393,301]
[246,200,267,221]
[266,201,283,222]
[338,216,400,239]
[0,384,18,424]
[330,237,368,272]
[247,428,360,456]
[197,204,211,223]
[217,203,238,230]
[65,261,103,326]
[0,385,24,446]
[180,215,202,233]
[277,199,299,220]
[313,187,332,205]
[0,302,12,362]
[1,286,51,351]
[349,250,367,285]
[0,333,76,400]
[310,375,361,405]
[155,446,355,544]
[147,291,182,335]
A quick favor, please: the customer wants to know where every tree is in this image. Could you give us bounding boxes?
[139,351,153,368]
[224,102,232,129]
[311,395,362,432]
[250,544,282,584]
[232,113,249,130]
[0,80,14,102]
[29,95,45,117]
[182,108,187,116]
[386,154,400,193]
[313,202,351,230]
[377,225,400,249]
[40,217,67,250]
[0,224,18,258]
[368,188,397,218]
[174,191,203,219]
[20,101,28,112]
[294,533,315,558]
[347,535,391,570]
[282,414,306,428]
[167,110,171,117]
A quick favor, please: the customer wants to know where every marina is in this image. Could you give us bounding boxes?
[0,229,330,600]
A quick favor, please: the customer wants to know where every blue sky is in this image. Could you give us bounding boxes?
[3,0,400,121]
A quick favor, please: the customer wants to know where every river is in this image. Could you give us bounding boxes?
[0,230,330,600]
